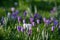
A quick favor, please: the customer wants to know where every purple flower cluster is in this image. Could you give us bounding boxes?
[1,7,59,35]
[17,26,24,32]
[11,10,19,19]
[43,18,51,25]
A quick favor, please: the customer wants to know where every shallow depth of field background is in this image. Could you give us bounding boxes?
[0,0,60,40]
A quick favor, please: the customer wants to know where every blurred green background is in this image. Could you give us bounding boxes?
[0,0,60,17]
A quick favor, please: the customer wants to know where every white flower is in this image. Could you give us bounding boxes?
[11,7,15,12]
[59,25,60,28]
[7,12,11,18]
[23,23,26,29]
[23,19,25,23]
[23,23,32,30]
[8,12,10,16]
[28,24,32,30]
[37,19,40,24]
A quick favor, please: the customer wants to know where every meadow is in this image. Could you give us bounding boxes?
[0,0,60,40]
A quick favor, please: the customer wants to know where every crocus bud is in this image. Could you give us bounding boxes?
[24,11,27,17]
[17,26,21,32]
[53,20,58,26]
[50,17,54,21]
[18,16,21,23]
[15,10,19,14]
[31,22,35,26]
[34,13,39,19]
[30,17,34,23]
[23,19,26,23]
[21,27,24,32]
[36,19,40,24]
[28,29,32,36]
[11,7,15,12]
[43,17,46,23]
[59,25,60,29]
[51,26,54,32]
[45,19,50,25]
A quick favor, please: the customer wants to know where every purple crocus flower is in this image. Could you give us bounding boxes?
[15,10,19,15]
[17,26,21,32]
[51,26,54,32]
[11,10,19,19]
[24,11,27,17]
[21,27,24,32]
[34,13,39,18]
[12,10,19,15]
[30,17,34,23]
[43,17,46,23]
[12,12,17,19]
[31,22,35,26]
[17,16,21,23]
[53,20,58,26]
[45,19,50,25]
[28,29,32,36]
[36,19,40,24]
